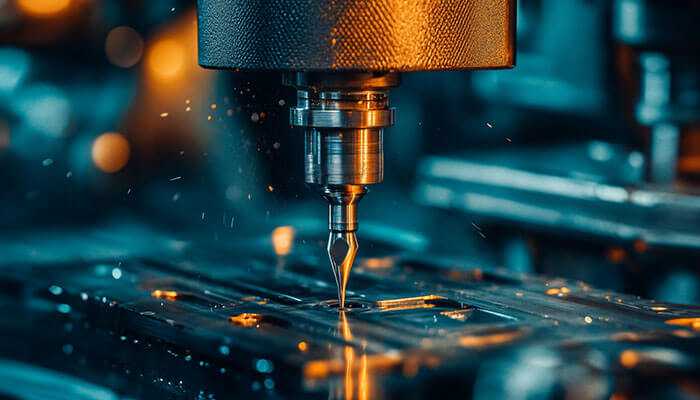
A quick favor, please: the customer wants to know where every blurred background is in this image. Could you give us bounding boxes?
[1,0,699,306]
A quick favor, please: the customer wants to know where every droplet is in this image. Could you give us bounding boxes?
[49,285,63,295]
[255,358,273,373]
[57,304,71,314]
[62,344,74,355]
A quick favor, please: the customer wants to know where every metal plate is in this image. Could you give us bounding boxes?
[197,0,516,71]
[1,224,699,399]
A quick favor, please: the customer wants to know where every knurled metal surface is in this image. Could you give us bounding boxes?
[197,0,515,71]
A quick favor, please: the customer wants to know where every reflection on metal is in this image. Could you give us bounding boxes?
[150,289,178,301]
[665,317,700,331]
[376,295,445,312]
[440,309,473,321]
[197,0,515,70]
[458,329,525,348]
[361,257,396,270]
[229,313,263,328]
[545,287,571,296]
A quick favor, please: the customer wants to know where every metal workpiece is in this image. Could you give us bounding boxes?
[5,228,700,399]
[197,0,516,71]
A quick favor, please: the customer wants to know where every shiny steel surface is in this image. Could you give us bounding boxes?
[197,0,515,71]
[327,230,358,309]
[305,129,384,186]
[322,185,367,231]
[292,109,395,129]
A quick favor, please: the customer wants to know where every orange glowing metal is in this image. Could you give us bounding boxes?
[375,295,445,312]
[297,341,308,352]
[229,313,263,328]
[17,0,71,17]
[665,317,700,331]
[151,290,178,301]
[271,226,296,256]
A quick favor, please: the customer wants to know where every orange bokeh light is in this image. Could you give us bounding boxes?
[91,132,130,173]
[146,39,185,80]
[272,226,296,256]
[16,0,71,17]
[619,350,640,369]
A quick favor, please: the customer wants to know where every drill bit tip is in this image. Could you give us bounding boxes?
[327,230,358,310]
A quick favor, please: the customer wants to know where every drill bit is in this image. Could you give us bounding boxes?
[327,230,358,309]
[322,185,364,309]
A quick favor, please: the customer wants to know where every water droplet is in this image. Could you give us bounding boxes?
[255,358,273,373]
[57,304,71,314]
[49,285,63,295]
